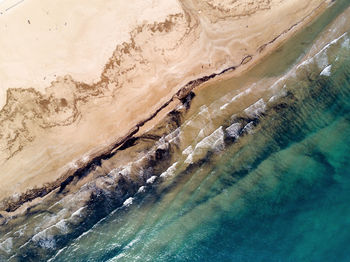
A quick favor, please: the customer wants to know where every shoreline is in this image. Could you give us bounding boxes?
[0,0,334,215]
[0,2,349,258]
[0,0,24,14]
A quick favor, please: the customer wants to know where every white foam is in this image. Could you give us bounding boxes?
[68,161,78,169]
[315,51,329,69]
[298,33,347,71]
[31,217,69,248]
[269,76,289,91]
[268,95,278,103]
[164,127,181,144]
[125,236,140,249]
[137,186,146,193]
[37,214,59,231]
[244,99,266,118]
[197,129,206,140]
[146,176,157,184]
[226,123,241,139]
[39,238,56,249]
[228,86,253,104]
[268,90,287,103]
[0,237,13,254]
[81,154,90,163]
[196,126,225,151]
[13,224,27,238]
[55,219,69,234]
[47,246,68,262]
[155,138,168,151]
[106,236,141,261]
[113,253,126,260]
[32,229,56,249]
[198,105,210,117]
[315,33,348,68]
[160,162,178,178]
[184,126,225,164]
[320,65,332,76]
[123,197,134,207]
[184,106,214,136]
[119,165,132,177]
[184,154,193,164]
[71,206,86,218]
[242,122,255,134]
[220,102,230,111]
[183,145,193,156]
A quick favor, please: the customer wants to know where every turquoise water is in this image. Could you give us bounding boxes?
[47,13,350,262]
[2,2,350,262]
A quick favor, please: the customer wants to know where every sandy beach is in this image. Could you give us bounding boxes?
[0,0,332,214]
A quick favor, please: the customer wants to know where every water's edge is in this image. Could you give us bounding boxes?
[1,0,350,261]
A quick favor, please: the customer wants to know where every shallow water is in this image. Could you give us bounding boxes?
[2,1,350,262]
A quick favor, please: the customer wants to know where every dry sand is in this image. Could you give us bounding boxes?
[0,0,331,212]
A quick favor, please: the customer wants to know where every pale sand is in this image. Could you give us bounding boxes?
[0,0,182,107]
[0,0,332,211]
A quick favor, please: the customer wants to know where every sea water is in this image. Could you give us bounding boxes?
[2,1,350,261]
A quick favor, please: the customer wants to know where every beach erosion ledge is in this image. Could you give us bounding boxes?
[0,0,332,216]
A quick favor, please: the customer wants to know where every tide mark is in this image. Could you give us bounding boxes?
[5,0,25,12]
